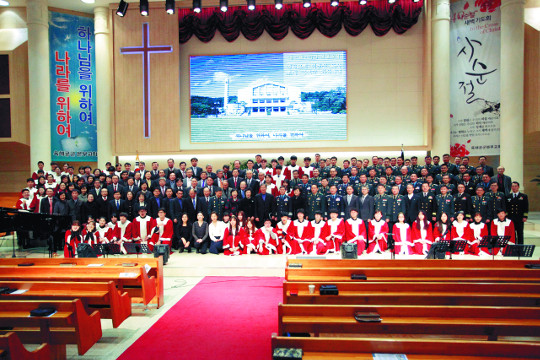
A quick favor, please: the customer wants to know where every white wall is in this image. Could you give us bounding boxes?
[179,15,424,151]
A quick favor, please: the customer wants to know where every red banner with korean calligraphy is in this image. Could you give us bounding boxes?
[49,11,97,161]
[450,0,500,157]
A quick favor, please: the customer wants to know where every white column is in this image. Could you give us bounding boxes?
[27,0,51,169]
[500,0,525,187]
[431,0,451,157]
[94,7,114,168]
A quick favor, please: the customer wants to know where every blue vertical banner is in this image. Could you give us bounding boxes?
[49,11,97,162]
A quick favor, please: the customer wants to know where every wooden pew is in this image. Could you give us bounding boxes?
[278,304,540,341]
[283,281,540,306]
[0,257,164,308]
[0,280,131,328]
[285,267,540,282]
[271,335,540,360]
[0,299,102,359]
[287,259,540,269]
[0,332,50,360]
[0,265,156,306]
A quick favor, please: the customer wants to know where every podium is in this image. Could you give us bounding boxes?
[479,236,511,260]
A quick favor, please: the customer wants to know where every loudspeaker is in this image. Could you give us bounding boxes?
[340,243,358,259]
[153,244,169,264]
[77,243,97,258]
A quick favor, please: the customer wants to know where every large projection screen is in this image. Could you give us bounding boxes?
[189,51,347,143]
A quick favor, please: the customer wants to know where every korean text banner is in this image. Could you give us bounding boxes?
[449,0,500,157]
[49,11,97,162]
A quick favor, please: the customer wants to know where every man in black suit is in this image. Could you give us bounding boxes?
[358,185,374,231]
[124,178,139,198]
[150,161,161,180]
[148,188,165,218]
[394,176,408,196]
[227,169,244,190]
[185,188,203,223]
[40,188,58,214]
[108,191,126,220]
[190,157,203,180]
[165,158,181,179]
[205,164,217,180]
[404,184,419,224]
[506,181,529,245]
[343,185,360,220]
[199,188,212,222]
[167,173,179,193]
[96,188,111,220]
[198,177,219,197]
[153,177,169,198]
[254,184,276,227]
[170,189,185,223]
[107,175,124,198]
[491,166,512,196]
[67,190,83,222]
[244,170,259,195]
[89,180,104,199]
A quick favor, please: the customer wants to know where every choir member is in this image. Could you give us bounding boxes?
[132,207,157,246]
[451,211,473,254]
[311,211,329,255]
[344,208,367,255]
[255,218,279,255]
[433,212,452,242]
[322,209,345,254]
[242,218,258,254]
[64,221,82,258]
[82,220,98,246]
[490,209,516,256]
[470,212,489,256]
[412,210,433,255]
[223,215,245,256]
[95,217,112,244]
[392,212,413,255]
[368,210,389,254]
[276,212,294,255]
[150,208,174,252]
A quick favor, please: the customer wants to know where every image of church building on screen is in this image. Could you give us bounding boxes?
[224,79,312,116]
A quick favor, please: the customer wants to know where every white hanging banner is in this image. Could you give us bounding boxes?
[449,0,501,157]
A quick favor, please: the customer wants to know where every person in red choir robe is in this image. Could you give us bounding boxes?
[490,209,516,256]
[311,211,330,255]
[289,209,312,255]
[95,217,112,244]
[31,187,47,213]
[255,219,279,255]
[82,220,98,246]
[237,211,247,229]
[368,210,389,254]
[412,210,433,255]
[276,212,294,255]
[450,211,473,255]
[344,208,367,255]
[16,189,33,211]
[242,218,258,254]
[132,207,157,247]
[64,221,82,258]
[392,212,413,255]
[323,209,345,254]
[150,208,174,253]
[470,212,489,256]
[283,155,300,180]
[223,215,245,256]
[113,212,133,254]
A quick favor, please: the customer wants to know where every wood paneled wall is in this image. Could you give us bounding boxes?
[112,4,180,155]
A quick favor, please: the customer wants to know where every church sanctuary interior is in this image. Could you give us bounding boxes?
[1,0,540,358]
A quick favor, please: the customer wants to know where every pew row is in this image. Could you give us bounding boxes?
[0,257,164,308]
[278,304,540,341]
[0,265,156,306]
[287,259,540,269]
[283,281,540,306]
[0,332,50,360]
[0,280,131,328]
[0,299,102,359]
[271,335,540,360]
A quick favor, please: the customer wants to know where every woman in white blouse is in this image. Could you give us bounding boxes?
[208,211,226,254]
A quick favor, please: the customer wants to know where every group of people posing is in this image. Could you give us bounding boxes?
[15,153,529,257]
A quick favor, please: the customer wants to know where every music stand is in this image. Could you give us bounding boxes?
[123,243,152,256]
[93,243,122,257]
[386,232,395,260]
[479,235,511,260]
[503,245,536,260]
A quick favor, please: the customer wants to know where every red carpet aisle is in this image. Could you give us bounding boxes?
[118,276,283,360]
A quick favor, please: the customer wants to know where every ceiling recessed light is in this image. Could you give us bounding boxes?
[0,0,10,6]
[80,0,95,4]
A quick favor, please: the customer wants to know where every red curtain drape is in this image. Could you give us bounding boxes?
[178,1,424,43]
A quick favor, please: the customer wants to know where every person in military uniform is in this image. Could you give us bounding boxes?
[383,167,395,185]
[275,186,292,218]
[306,184,327,221]
[424,174,439,194]
[337,174,352,196]
[299,174,312,196]
[326,185,345,218]
[439,174,456,195]
[289,170,302,190]
[408,174,423,193]
[387,185,406,247]
[460,172,477,196]
[487,182,506,220]
[409,156,422,176]
[506,181,529,245]
[417,183,437,223]
[354,174,371,196]
[349,167,360,185]
[435,164,456,185]
[308,168,322,188]
[327,168,342,188]
[441,154,459,175]
[377,177,392,195]
[374,184,390,221]
[421,155,437,175]
[435,185,455,221]
[367,169,379,187]
[454,183,473,220]
[208,188,227,220]
[319,178,331,197]
[471,186,493,225]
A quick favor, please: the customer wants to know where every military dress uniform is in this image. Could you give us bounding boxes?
[288,178,302,191]
[387,195,406,223]
[454,192,473,220]
[319,185,331,196]
[306,192,327,220]
[435,193,455,220]
[353,183,372,196]
[471,195,493,222]
[374,194,390,220]
[506,192,529,245]
[208,196,227,220]
[438,183,456,195]
[276,194,293,218]
[326,194,345,218]
[417,192,437,220]
[487,191,506,218]
[327,177,342,188]
[337,183,352,197]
